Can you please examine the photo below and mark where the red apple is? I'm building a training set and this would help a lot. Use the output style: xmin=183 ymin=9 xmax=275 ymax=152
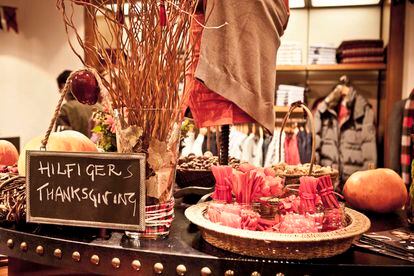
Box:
xmin=71 ymin=70 xmax=100 ymax=105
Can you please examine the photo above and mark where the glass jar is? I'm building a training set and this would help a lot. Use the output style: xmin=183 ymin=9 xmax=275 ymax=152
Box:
xmin=322 ymin=203 xmax=346 ymax=232
xmin=253 ymin=197 xmax=280 ymax=219
xmin=116 ymin=109 xmax=181 ymax=239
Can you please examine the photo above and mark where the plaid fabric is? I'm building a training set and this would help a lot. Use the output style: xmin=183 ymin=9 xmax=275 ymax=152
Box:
xmin=139 ymin=198 xmax=175 ymax=237
xmin=401 ymin=90 xmax=414 ymax=187
xmin=337 ymin=48 xmax=384 ymax=59
xmin=337 ymin=39 xmax=383 ymax=51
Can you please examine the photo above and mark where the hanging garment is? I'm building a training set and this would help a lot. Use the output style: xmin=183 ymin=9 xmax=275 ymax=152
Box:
xmin=264 ymin=129 xmax=285 ymax=167
xmin=202 ymin=131 xmax=218 ymax=156
xmin=262 ymin=134 xmax=273 ymax=166
xmin=181 ymin=131 xmax=195 ymax=157
xmin=264 ymin=134 xmax=277 ymax=167
xmin=284 ymin=133 xmax=301 ymax=165
xmin=388 ymin=99 xmax=406 ymax=174
xmin=297 ymin=128 xmax=312 ymax=164
xmin=194 ymin=0 xmax=289 ymax=133
xmin=191 ymin=134 xmax=205 ymax=156
xmin=185 ymin=13 xmax=255 ymax=129
xmin=229 ymin=128 xmax=248 ymax=160
xmin=338 ymin=101 xmax=350 ymax=127
xmin=252 ymin=135 xmax=264 ymax=167
xmin=315 ymin=87 xmax=377 ymax=183
xmin=241 ymin=133 xmax=256 ymax=164
xmin=401 ymin=89 xmax=414 ymax=188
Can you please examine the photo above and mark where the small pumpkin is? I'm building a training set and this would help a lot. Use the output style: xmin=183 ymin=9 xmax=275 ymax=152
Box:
xmin=343 ymin=168 xmax=407 ymax=213
xmin=0 ymin=140 xmax=19 ymax=166
xmin=18 ymin=130 xmax=98 ymax=176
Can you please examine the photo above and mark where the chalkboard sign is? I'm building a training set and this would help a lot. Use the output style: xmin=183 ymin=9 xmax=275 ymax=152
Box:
xmin=26 ymin=151 xmax=146 ymax=231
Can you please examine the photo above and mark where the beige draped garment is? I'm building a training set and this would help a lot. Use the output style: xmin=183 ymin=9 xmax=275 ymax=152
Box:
xmin=194 ymin=0 xmax=289 ymax=133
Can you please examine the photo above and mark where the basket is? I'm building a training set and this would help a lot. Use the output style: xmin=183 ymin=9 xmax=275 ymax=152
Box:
xmin=175 ymin=169 xmax=215 ymax=188
xmin=185 ymin=202 xmax=371 ymax=260
xmin=276 ymin=167 xmax=339 ymax=186
xmin=0 ymin=173 xmax=26 ymax=224
xmin=276 ymin=102 xmax=339 ymax=185
xmin=175 ymin=155 xmax=240 ymax=188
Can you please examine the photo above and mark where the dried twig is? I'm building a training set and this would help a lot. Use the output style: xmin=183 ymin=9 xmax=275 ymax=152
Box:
xmin=57 ymin=0 xmax=198 ymax=147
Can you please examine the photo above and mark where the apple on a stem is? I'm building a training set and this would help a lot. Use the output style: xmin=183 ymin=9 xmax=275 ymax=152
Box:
xmin=70 ymin=70 xmax=100 ymax=105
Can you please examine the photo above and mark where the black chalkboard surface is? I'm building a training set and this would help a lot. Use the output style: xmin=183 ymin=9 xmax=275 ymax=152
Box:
xmin=26 ymin=151 xmax=146 ymax=231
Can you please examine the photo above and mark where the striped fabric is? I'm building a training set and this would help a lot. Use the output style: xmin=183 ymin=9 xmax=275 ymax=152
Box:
xmin=337 ymin=39 xmax=383 ymax=50
xmin=337 ymin=40 xmax=384 ymax=64
xmin=401 ymin=90 xmax=414 ymax=187
xmin=340 ymin=47 xmax=384 ymax=57
xmin=139 ymin=198 xmax=175 ymax=238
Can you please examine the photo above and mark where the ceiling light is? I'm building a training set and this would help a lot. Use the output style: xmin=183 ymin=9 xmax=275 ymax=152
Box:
xmin=311 ymin=0 xmax=381 ymax=7
xmin=289 ymin=0 xmax=306 ymax=8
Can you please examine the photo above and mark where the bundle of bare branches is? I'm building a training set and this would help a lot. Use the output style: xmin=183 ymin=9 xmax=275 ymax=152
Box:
xmin=57 ymin=0 xmax=197 ymax=146
xmin=57 ymin=0 xmax=198 ymax=203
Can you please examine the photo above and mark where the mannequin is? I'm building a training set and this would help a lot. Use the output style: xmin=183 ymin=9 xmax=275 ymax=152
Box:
xmin=186 ymin=0 xmax=290 ymax=134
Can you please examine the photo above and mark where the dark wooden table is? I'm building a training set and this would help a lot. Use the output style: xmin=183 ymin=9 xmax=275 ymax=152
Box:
xmin=0 ymin=204 xmax=413 ymax=276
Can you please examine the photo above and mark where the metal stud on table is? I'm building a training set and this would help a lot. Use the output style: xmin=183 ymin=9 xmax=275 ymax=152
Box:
xmin=54 ymin=248 xmax=62 ymax=259
xmin=224 ymin=270 xmax=235 ymax=276
xmin=176 ymin=264 xmax=187 ymax=275
xmin=201 ymin=267 xmax=212 ymax=276
xmin=72 ymin=251 xmax=81 ymax=262
xmin=154 ymin=262 xmax=164 ymax=274
xmin=251 ymin=272 xmax=261 ymax=276
xmin=35 ymin=245 xmax=44 ymax=256
xmin=20 ymin=242 xmax=28 ymax=252
xmin=90 ymin=255 xmax=100 ymax=265
xmin=131 ymin=260 xmax=141 ymax=271
xmin=111 ymin=257 xmax=121 ymax=269
xmin=6 ymin=239 xmax=14 ymax=249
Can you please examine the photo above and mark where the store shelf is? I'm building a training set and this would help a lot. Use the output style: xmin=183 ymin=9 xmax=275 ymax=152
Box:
xmin=307 ymin=63 xmax=387 ymax=71
xmin=275 ymin=65 xmax=307 ymax=71
xmin=276 ymin=63 xmax=387 ymax=72
xmin=274 ymin=106 xmax=304 ymax=113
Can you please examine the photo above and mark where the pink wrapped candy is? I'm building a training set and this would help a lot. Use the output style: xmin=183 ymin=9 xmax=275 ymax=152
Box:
xmin=206 ymin=202 xmax=226 ymax=223
xmin=220 ymin=212 xmax=242 ymax=229
xmin=241 ymin=208 xmax=260 ymax=230
xmin=279 ymin=194 xmax=301 ymax=214
xmin=206 ymin=202 xmax=262 ymax=230
xmin=277 ymin=213 xmax=318 ymax=233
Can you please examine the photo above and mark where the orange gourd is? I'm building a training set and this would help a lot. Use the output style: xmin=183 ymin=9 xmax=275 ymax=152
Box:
xmin=0 ymin=140 xmax=19 ymax=166
xmin=343 ymin=168 xmax=407 ymax=213
xmin=18 ymin=130 xmax=98 ymax=176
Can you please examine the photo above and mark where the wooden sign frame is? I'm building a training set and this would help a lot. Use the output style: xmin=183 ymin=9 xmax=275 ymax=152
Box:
xmin=26 ymin=151 xmax=146 ymax=231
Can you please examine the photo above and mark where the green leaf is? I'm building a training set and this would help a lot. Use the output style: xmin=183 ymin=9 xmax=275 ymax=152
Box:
xmin=92 ymin=125 xmax=103 ymax=133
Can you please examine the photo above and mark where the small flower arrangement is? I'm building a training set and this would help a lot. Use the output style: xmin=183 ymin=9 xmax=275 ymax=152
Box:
xmin=91 ymin=109 xmax=117 ymax=152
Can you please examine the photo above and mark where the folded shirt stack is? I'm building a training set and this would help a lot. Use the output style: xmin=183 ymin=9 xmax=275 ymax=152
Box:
xmin=308 ymin=43 xmax=336 ymax=65
xmin=275 ymin=84 xmax=305 ymax=106
xmin=337 ymin=39 xmax=384 ymax=64
xmin=277 ymin=42 xmax=302 ymax=65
